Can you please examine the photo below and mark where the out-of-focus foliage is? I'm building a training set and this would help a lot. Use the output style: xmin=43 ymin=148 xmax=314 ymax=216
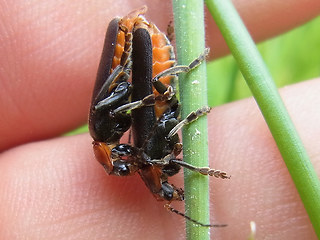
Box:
xmin=207 ymin=16 xmax=320 ymax=106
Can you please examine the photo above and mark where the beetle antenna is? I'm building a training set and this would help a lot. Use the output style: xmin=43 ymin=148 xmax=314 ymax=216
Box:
xmin=164 ymin=204 xmax=227 ymax=228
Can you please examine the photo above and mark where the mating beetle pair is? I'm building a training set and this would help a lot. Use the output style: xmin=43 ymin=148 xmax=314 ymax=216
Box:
xmin=89 ymin=6 xmax=229 ymax=227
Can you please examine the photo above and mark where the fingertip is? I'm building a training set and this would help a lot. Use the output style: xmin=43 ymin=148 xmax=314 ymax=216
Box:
xmin=0 ymin=133 xmax=186 ymax=239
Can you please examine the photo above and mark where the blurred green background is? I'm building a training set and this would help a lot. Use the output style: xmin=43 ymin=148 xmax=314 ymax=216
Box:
xmin=69 ymin=16 xmax=320 ymax=135
xmin=207 ymin=16 xmax=320 ymax=106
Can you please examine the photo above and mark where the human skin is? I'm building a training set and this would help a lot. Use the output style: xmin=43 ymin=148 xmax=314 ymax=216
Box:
xmin=0 ymin=0 xmax=320 ymax=239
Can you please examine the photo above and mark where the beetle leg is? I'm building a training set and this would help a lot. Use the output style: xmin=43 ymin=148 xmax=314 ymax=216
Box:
xmin=167 ymin=106 xmax=212 ymax=139
xmin=113 ymin=94 xmax=155 ymax=113
xmin=147 ymin=145 xmax=229 ymax=179
xmin=94 ymin=81 xmax=132 ymax=111
xmin=169 ymin=159 xmax=230 ymax=179
xmin=151 ymin=48 xmax=210 ymax=94
xmin=147 ymin=142 xmax=182 ymax=164
xmin=93 ymin=65 xmax=127 ymax=103
xmin=154 ymin=85 xmax=175 ymax=101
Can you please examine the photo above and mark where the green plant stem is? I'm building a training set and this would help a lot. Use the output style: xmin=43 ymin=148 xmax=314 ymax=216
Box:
xmin=172 ymin=1 xmax=211 ymax=239
xmin=206 ymin=0 xmax=320 ymax=237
